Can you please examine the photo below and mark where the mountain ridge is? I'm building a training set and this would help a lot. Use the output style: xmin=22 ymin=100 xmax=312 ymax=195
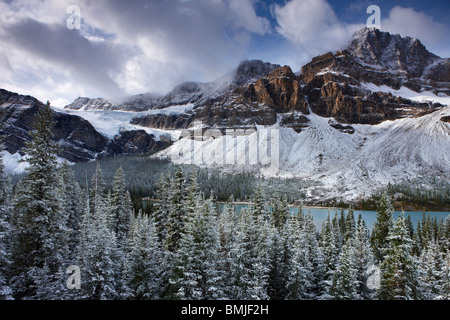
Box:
xmin=2 ymin=27 xmax=449 ymax=203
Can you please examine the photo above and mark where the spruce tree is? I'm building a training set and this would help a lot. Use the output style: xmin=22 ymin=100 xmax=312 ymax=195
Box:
xmin=320 ymin=214 xmax=338 ymax=298
xmin=172 ymin=196 xmax=224 ymax=300
xmin=56 ymin=160 xmax=82 ymax=260
xmin=110 ymin=167 xmax=133 ymax=250
xmin=253 ymin=184 xmax=266 ymax=217
xmin=353 ymin=215 xmax=374 ymax=299
xmin=268 ymin=224 xmax=289 ymax=300
xmin=9 ymin=102 xmax=69 ymax=299
xmin=152 ymin=173 xmax=171 ymax=242
xmin=285 ymin=218 xmax=314 ymax=300
xmin=77 ymin=180 xmax=122 ymax=300
xmin=329 ymin=238 xmax=358 ymax=300
xmin=371 ymin=192 xmax=394 ymax=263
xmin=271 ymin=195 xmax=289 ymax=230
xmin=217 ymin=197 xmax=237 ymax=299
xmin=165 ymin=166 xmax=187 ymax=253
xmin=345 ymin=207 xmax=356 ymax=242
xmin=441 ymin=251 xmax=450 ymax=300
xmin=127 ymin=212 xmax=164 ymax=300
xmin=304 ymin=212 xmax=324 ymax=298
xmin=250 ymin=213 xmax=272 ymax=300
xmin=378 ymin=213 xmax=422 ymax=300
xmin=419 ymin=240 xmax=444 ymax=300
xmin=0 ymin=148 xmax=13 ymax=299
xmin=89 ymin=163 xmax=107 ymax=217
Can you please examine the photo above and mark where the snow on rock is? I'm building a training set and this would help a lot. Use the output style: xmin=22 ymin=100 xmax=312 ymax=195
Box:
xmin=154 ymin=106 xmax=450 ymax=203
xmin=362 ymin=83 xmax=450 ymax=106
xmin=53 ymin=104 xmax=194 ymax=139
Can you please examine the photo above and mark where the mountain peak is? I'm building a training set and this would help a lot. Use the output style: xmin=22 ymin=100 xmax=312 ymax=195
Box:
xmin=347 ymin=27 xmax=439 ymax=77
xmin=232 ymin=60 xmax=281 ymax=87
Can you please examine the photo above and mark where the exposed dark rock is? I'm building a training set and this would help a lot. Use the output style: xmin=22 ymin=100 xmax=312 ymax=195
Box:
xmin=0 ymin=90 xmax=109 ymax=162
xmin=232 ymin=60 xmax=281 ymax=87
xmin=130 ymin=113 xmax=194 ymax=130
xmin=106 ymin=129 xmax=172 ymax=156
xmin=280 ymin=114 xmax=310 ymax=132
xmin=329 ymin=122 xmax=355 ymax=134
xmin=440 ymin=116 xmax=450 ymax=123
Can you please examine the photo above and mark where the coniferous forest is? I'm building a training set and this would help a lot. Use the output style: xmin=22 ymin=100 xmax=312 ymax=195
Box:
xmin=1 ymin=103 xmax=450 ymax=301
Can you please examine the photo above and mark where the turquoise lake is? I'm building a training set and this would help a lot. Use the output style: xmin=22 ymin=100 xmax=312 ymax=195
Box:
xmin=220 ymin=204 xmax=450 ymax=231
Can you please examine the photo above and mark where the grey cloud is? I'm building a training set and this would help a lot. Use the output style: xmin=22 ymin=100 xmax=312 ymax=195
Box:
xmin=81 ymin=0 xmax=270 ymax=84
xmin=2 ymin=17 xmax=128 ymax=97
xmin=0 ymin=0 xmax=271 ymax=100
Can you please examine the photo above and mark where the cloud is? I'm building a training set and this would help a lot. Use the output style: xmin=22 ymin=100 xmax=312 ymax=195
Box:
xmin=382 ymin=6 xmax=450 ymax=58
xmin=3 ymin=18 xmax=128 ymax=97
xmin=0 ymin=0 xmax=270 ymax=104
xmin=274 ymin=0 xmax=363 ymax=59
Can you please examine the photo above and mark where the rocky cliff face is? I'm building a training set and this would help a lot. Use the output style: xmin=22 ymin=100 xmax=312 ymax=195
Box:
xmin=130 ymin=28 xmax=449 ymax=130
xmin=105 ymin=129 xmax=171 ymax=157
xmin=3 ymin=28 xmax=449 ymax=168
xmin=0 ymin=89 xmax=171 ymax=165
xmin=0 ymin=89 xmax=108 ymax=162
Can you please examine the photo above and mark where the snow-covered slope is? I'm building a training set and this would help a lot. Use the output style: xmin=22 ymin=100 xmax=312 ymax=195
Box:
xmin=54 ymin=104 xmax=195 ymax=139
xmin=155 ymin=88 xmax=450 ymax=202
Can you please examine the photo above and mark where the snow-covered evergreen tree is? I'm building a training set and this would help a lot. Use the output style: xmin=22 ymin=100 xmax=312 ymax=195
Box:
xmin=217 ymin=197 xmax=237 ymax=299
xmin=152 ymin=173 xmax=171 ymax=242
xmin=89 ymin=163 xmax=107 ymax=217
xmin=0 ymin=147 xmax=13 ymax=299
xmin=171 ymin=196 xmax=224 ymax=300
xmin=418 ymin=240 xmax=445 ymax=300
xmin=345 ymin=207 xmax=356 ymax=242
xmin=285 ymin=217 xmax=313 ymax=300
xmin=250 ymin=213 xmax=272 ymax=300
xmin=371 ymin=192 xmax=394 ymax=263
xmin=253 ymin=184 xmax=266 ymax=218
xmin=378 ymin=213 xmax=422 ymax=300
xmin=441 ymin=251 xmax=450 ymax=300
xmin=127 ymin=212 xmax=164 ymax=300
xmin=353 ymin=215 xmax=374 ymax=299
xmin=9 ymin=102 xmax=69 ymax=299
xmin=165 ymin=167 xmax=187 ymax=253
xmin=304 ymin=212 xmax=324 ymax=298
xmin=77 ymin=164 xmax=123 ymax=300
xmin=228 ymin=207 xmax=271 ymax=300
xmin=77 ymin=186 xmax=122 ymax=300
xmin=271 ymin=195 xmax=289 ymax=230
xmin=268 ymin=224 xmax=289 ymax=300
xmin=329 ymin=238 xmax=358 ymax=300
xmin=110 ymin=167 xmax=133 ymax=251
xmin=320 ymin=214 xmax=338 ymax=298
xmin=56 ymin=160 xmax=82 ymax=260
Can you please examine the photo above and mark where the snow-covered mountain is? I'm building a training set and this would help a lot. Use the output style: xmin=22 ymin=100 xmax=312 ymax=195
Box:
xmin=152 ymin=28 xmax=450 ymax=202
xmin=64 ymin=60 xmax=280 ymax=112
xmin=0 ymin=89 xmax=172 ymax=172
xmin=2 ymin=28 xmax=449 ymax=203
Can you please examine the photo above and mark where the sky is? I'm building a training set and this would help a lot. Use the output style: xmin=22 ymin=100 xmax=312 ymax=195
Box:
xmin=0 ymin=0 xmax=449 ymax=108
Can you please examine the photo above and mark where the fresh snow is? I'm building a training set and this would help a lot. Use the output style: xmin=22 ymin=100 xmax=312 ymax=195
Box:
xmin=362 ymin=83 xmax=450 ymax=106
xmin=52 ymin=104 xmax=194 ymax=139
xmin=1 ymin=150 xmax=70 ymax=174
xmin=155 ymin=106 xmax=450 ymax=202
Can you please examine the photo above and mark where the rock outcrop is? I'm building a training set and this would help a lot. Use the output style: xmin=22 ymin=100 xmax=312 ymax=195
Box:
xmin=0 ymin=89 xmax=171 ymax=163
xmin=3 ymin=28 xmax=449 ymax=166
